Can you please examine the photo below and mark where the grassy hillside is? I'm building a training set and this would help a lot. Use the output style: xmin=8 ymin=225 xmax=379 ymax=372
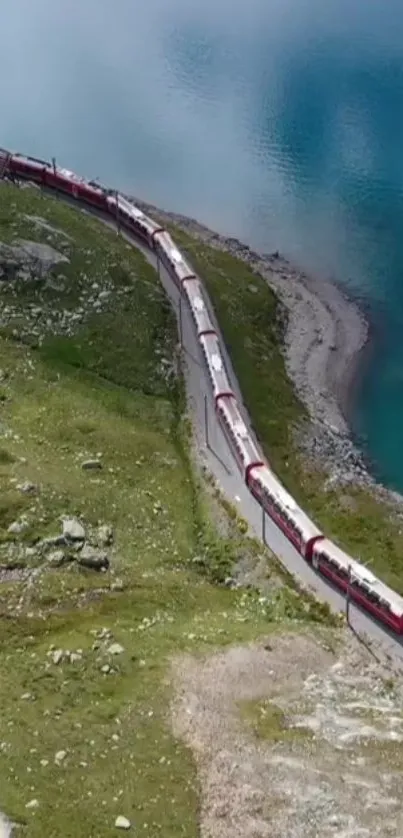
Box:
xmin=0 ymin=182 xmax=333 ymax=837
xmin=166 ymin=224 xmax=403 ymax=594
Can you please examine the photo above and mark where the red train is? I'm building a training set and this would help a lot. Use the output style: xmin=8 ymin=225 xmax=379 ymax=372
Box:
xmin=2 ymin=146 xmax=403 ymax=635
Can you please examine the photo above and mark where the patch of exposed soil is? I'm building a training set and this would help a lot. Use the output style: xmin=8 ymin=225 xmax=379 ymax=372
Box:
xmin=171 ymin=631 xmax=403 ymax=838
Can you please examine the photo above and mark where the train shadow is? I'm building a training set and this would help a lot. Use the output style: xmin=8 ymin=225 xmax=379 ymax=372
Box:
xmin=206 ymin=439 xmax=232 ymax=476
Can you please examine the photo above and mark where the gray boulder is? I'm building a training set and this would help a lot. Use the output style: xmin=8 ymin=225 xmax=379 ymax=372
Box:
xmin=77 ymin=544 xmax=109 ymax=571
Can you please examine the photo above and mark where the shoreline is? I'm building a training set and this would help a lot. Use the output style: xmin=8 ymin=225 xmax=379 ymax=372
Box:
xmin=127 ymin=194 xmax=403 ymax=506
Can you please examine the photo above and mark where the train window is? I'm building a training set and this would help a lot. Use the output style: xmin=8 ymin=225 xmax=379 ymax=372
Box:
xmin=327 ymin=556 xmax=342 ymax=574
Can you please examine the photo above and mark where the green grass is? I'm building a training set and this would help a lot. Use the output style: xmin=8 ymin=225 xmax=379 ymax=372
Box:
xmin=238 ymin=699 xmax=314 ymax=744
xmin=164 ymin=224 xmax=403 ymax=594
xmin=0 ymin=183 xmax=335 ymax=837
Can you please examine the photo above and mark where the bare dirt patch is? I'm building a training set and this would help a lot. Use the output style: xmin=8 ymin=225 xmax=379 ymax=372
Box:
xmin=171 ymin=631 xmax=403 ymax=838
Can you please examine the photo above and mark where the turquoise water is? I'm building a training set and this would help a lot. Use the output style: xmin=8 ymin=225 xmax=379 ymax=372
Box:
xmin=3 ymin=0 xmax=403 ymax=489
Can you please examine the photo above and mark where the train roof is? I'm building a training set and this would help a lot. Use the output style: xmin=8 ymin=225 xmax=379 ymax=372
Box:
xmin=217 ymin=395 xmax=262 ymax=462
xmin=156 ymin=232 xmax=195 ymax=276
xmin=57 ymin=167 xmax=85 ymax=182
xmin=155 ymin=230 xmax=178 ymax=254
xmin=184 ymin=280 xmax=215 ymax=333
xmin=315 ymin=538 xmax=403 ymax=617
xmin=108 ymin=194 xmax=163 ymax=233
xmin=12 ymin=152 xmax=51 ymax=167
xmin=199 ymin=332 xmax=232 ymax=394
xmin=111 ymin=194 xmax=145 ymax=217
xmin=253 ymin=466 xmax=322 ymax=538
xmin=218 ymin=393 xmax=248 ymax=437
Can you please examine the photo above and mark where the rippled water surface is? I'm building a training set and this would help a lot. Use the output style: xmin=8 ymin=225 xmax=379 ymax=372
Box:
xmin=3 ymin=0 xmax=403 ymax=488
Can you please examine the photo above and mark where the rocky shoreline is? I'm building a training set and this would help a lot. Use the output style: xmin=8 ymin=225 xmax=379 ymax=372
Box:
xmin=129 ymin=195 xmax=403 ymax=509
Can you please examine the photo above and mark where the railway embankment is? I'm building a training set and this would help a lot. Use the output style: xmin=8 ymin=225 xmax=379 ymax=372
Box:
xmin=0 ymin=180 xmax=341 ymax=837
xmin=1 ymin=177 xmax=403 ymax=838
xmin=128 ymin=197 xmax=403 ymax=595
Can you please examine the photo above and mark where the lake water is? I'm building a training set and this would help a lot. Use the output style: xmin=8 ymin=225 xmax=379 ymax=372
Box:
xmin=3 ymin=0 xmax=403 ymax=489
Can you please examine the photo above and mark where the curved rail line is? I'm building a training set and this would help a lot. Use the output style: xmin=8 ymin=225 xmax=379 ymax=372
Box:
xmin=1 ymin=147 xmax=403 ymax=662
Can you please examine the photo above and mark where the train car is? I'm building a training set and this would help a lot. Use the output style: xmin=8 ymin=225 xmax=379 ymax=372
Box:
xmin=183 ymin=278 xmax=216 ymax=336
xmin=199 ymin=332 xmax=233 ymax=403
xmin=154 ymin=231 xmax=196 ymax=287
xmin=106 ymin=194 xmax=164 ymax=247
xmin=217 ymin=394 xmax=264 ymax=478
xmin=106 ymin=193 xmax=147 ymax=240
xmin=7 ymin=153 xmax=108 ymax=210
xmin=48 ymin=167 xmax=108 ymax=209
xmin=247 ymin=464 xmax=323 ymax=558
xmin=8 ymin=152 xmax=50 ymax=183
xmin=311 ymin=539 xmax=403 ymax=633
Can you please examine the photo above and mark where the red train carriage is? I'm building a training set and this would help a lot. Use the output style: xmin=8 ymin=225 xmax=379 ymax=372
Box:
xmin=311 ymin=539 xmax=403 ymax=634
xmin=49 ymin=166 xmax=107 ymax=209
xmin=154 ymin=231 xmax=196 ymax=287
xmin=183 ymin=278 xmax=215 ymax=336
xmin=216 ymin=394 xmax=264 ymax=478
xmin=105 ymin=193 xmax=164 ymax=247
xmin=5 ymin=152 xmax=108 ymax=210
xmin=199 ymin=332 xmax=234 ymax=403
xmin=247 ymin=464 xmax=323 ymax=558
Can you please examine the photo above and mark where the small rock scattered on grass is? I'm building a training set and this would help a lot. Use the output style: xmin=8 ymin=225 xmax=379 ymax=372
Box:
xmin=97 ymin=524 xmax=113 ymax=546
xmin=62 ymin=517 xmax=85 ymax=542
xmin=17 ymin=481 xmax=37 ymax=495
xmin=108 ymin=643 xmax=125 ymax=656
xmin=77 ymin=544 xmax=109 ymax=571
xmin=115 ymin=816 xmax=131 ymax=830
xmin=52 ymin=649 xmax=63 ymax=665
xmin=7 ymin=519 xmax=29 ymax=535
xmin=81 ymin=459 xmax=102 ymax=471
xmin=46 ymin=549 xmax=66 ymax=567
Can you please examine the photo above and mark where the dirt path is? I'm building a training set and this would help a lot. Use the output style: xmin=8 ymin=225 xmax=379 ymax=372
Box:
xmin=171 ymin=631 xmax=403 ymax=838
xmin=0 ymin=815 xmax=11 ymax=838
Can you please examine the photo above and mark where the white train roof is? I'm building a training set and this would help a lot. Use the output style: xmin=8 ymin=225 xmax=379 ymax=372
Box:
xmin=184 ymin=280 xmax=215 ymax=333
xmin=107 ymin=194 xmax=162 ymax=233
xmin=57 ymin=167 xmax=85 ymax=182
xmin=199 ymin=333 xmax=231 ymax=394
xmin=109 ymin=194 xmax=145 ymax=218
xmin=217 ymin=395 xmax=262 ymax=463
xmin=156 ymin=232 xmax=194 ymax=277
xmin=253 ymin=466 xmax=322 ymax=538
xmin=314 ymin=539 xmax=361 ymax=575
xmin=155 ymin=230 xmax=180 ymax=257
xmin=314 ymin=538 xmax=403 ymax=617
xmin=12 ymin=152 xmax=50 ymax=167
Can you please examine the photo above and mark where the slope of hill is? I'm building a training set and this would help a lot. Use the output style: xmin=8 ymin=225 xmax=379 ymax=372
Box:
xmin=0 ymin=181 xmax=339 ymax=837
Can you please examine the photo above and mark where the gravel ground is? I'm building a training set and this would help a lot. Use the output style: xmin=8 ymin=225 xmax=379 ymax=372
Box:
xmin=171 ymin=631 xmax=403 ymax=838
xmin=0 ymin=815 xmax=11 ymax=838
